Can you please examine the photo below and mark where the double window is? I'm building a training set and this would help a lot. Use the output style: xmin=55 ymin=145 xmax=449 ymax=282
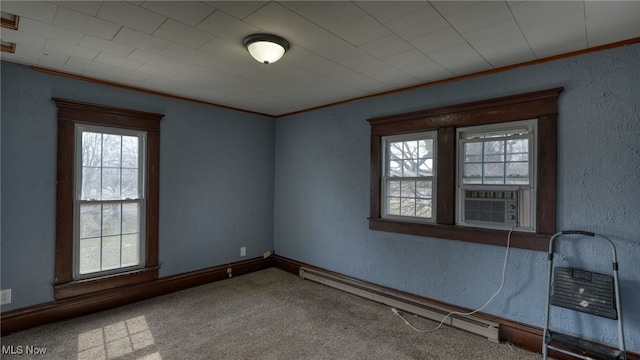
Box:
xmin=369 ymin=88 xmax=562 ymax=251
xmin=55 ymin=98 xmax=162 ymax=299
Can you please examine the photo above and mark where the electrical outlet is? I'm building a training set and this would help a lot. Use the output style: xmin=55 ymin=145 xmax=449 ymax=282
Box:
xmin=240 ymin=246 xmax=246 ymax=257
xmin=1 ymin=289 xmax=11 ymax=305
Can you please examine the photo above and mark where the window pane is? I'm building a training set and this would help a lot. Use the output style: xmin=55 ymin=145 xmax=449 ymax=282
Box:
xmin=404 ymin=140 xmax=418 ymax=159
xmin=82 ymin=132 xmax=102 ymax=167
xmin=387 ymin=180 xmax=401 ymax=197
xmin=388 ymin=197 xmax=401 ymax=216
xmin=121 ymin=169 xmax=139 ymax=199
xmin=464 ymin=164 xmax=482 ymax=179
xmin=418 ymin=158 xmax=433 ymax=176
xmin=101 ymin=235 xmax=121 ymax=270
xmin=102 ymin=203 xmax=121 ymax=236
xmin=102 ymin=168 xmax=121 ymax=200
xmin=416 ymin=198 xmax=432 ymax=218
xmin=388 ymin=160 xmax=402 ymax=177
xmin=400 ymin=198 xmax=415 ymax=216
xmin=484 ymin=141 xmax=504 ymax=162
xmin=81 ymin=167 xmax=101 ymax=200
xmin=400 ymin=180 xmax=415 ymax=197
xmin=389 ymin=142 xmax=403 ymax=159
xmin=122 ymin=203 xmax=139 ymax=234
xmin=464 ymin=142 xmax=482 ymax=163
xmin=79 ymin=238 xmax=101 ymax=274
xmin=80 ymin=204 xmax=101 ymax=238
xmin=418 ymin=139 xmax=432 ymax=158
xmin=483 ymin=163 xmax=504 ymax=184
xmin=121 ymin=234 xmax=140 ymax=267
xmin=402 ymin=160 xmax=418 ymax=176
xmin=102 ymin=134 xmax=121 ymax=167
xmin=416 ymin=180 xmax=432 ymax=198
xmin=121 ymin=136 xmax=139 ymax=168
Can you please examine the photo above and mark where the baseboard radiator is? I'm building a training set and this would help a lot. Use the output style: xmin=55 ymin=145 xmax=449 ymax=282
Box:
xmin=299 ymin=267 xmax=499 ymax=342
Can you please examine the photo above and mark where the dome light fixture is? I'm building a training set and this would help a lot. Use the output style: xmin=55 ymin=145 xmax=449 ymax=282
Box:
xmin=243 ymin=33 xmax=290 ymax=64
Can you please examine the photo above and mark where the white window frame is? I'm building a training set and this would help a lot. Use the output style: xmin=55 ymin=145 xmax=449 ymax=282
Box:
xmin=456 ymin=119 xmax=537 ymax=232
xmin=73 ymin=124 xmax=147 ymax=280
xmin=381 ymin=131 xmax=437 ymax=223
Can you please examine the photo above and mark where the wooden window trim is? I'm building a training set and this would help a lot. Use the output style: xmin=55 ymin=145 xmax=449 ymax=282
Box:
xmin=54 ymin=98 xmax=163 ymax=299
xmin=367 ymin=87 xmax=563 ymax=251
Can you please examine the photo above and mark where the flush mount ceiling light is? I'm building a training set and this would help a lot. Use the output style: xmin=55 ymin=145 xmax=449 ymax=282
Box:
xmin=243 ymin=34 xmax=290 ymax=64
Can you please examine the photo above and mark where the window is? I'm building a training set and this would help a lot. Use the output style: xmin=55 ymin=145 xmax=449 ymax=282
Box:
xmin=55 ymin=98 xmax=162 ymax=299
xmin=382 ymin=132 xmax=436 ymax=221
xmin=75 ymin=125 xmax=146 ymax=278
xmin=367 ymin=88 xmax=562 ymax=251
xmin=457 ymin=120 xmax=536 ymax=232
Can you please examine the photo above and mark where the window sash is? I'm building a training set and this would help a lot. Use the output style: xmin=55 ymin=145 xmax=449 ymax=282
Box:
xmin=458 ymin=120 xmax=536 ymax=186
xmin=73 ymin=125 xmax=147 ymax=280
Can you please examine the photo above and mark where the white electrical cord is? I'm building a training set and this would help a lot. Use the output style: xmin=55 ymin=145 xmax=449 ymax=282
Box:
xmin=392 ymin=227 xmax=514 ymax=333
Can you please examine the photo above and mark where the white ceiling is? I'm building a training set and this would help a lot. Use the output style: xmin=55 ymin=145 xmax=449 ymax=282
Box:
xmin=1 ymin=1 xmax=639 ymax=116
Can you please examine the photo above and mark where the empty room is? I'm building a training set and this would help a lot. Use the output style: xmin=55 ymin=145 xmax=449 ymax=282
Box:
xmin=1 ymin=1 xmax=639 ymax=359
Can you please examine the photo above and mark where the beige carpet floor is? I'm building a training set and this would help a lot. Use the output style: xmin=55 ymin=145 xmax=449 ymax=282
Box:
xmin=1 ymin=268 xmax=543 ymax=359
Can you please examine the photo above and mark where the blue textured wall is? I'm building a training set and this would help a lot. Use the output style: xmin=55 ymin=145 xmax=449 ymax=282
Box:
xmin=274 ymin=43 xmax=640 ymax=352
xmin=0 ymin=62 xmax=275 ymax=310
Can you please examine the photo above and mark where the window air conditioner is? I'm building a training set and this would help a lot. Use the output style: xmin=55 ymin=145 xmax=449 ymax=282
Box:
xmin=462 ymin=187 xmax=518 ymax=227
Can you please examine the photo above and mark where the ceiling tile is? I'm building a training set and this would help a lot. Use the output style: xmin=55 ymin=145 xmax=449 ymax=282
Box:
xmin=141 ymin=1 xmax=215 ymax=26
xmin=296 ymin=1 xmax=366 ymax=27
xmin=585 ymin=1 xmax=640 ymax=46
xmin=97 ymin=2 xmax=166 ymax=34
xmin=197 ymin=10 xmax=260 ymax=41
xmin=355 ymin=1 xmax=430 ymax=24
xmin=198 ymin=37 xmax=247 ymax=60
xmin=44 ymin=38 xmax=99 ymax=61
xmin=243 ymin=2 xmax=310 ymax=34
xmin=521 ymin=10 xmax=587 ymax=58
xmin=475 ymin=37 xmax=535 ymax=68
xmin=66 ymin=56 xmax=114 ymax=74
xmin=410 ymin=27 xmax=466 ymax=54
xmin=19 ymin=18 xmax=84 ymax=45
xmin=94 ymin=52 xmax=143 ymax=71
xmin=112 ymin=27 xmax=172 ymax=53
xmin=359 ymin=34 xmax=413 ymax=59
xmin=79 ymin=35 xmax=135 ymax=58
xmin=443 ymin=1 xmax=513 ymax=34
xmin=14 ymin=43 xmax=69 ymax=64
xmin=401 ymin=60 xmax=454 ymax=82
xmin=54 ymin=7 xmax=121 ymax=40
xmin=385 ymin=5 xmax=449 ymax=40
xmin=336 ymin=15 xmax=392 ymax=46
xmin=86 ymin=67 xmax=151 ymax=85
xmin=510 ymin=1 xmax=584 ymax=27
xmin=0 ymin=1 xmax=58 ymax=24
xmin=382 ymin=49 xmax=433 ymax=70
xmin=463 ymin=19 xmax=523 ymax=48
xmin=429 ymin=43 xmax=490 ymax=74
xmin=203 ymin=1 xmax=268 ymax=20
xmin=430 ymin=1 xmax=478 ymax=16
xmin=314 ymin=40 xmax=387 ymax=73
xmin=153 ymin=19 xmax=214 ymax=49
xmin=51 ymin=1 xmax=102 ymax=16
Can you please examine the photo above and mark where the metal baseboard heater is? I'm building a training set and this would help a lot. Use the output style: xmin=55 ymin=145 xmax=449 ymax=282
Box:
xmin=299 ymin=267 xmax=499 ymax=342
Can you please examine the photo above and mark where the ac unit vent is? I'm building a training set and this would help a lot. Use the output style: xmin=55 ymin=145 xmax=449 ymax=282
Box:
xmin=463 ymin=190 xmax=517 ymax=226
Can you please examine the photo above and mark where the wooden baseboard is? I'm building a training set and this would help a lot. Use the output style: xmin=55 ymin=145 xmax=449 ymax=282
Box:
xmin=1 ymin=256 xmax=273 ymax=335
xmin=274 ymin=255 xmax=638 ymax=360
